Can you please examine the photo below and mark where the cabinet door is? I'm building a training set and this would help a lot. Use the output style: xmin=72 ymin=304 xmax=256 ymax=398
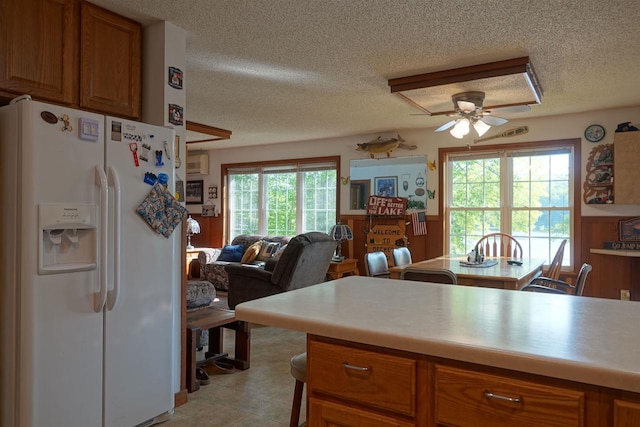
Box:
xmin=614 ymin=400 xmax=640 ymax=427
xmin=0 ymin=0 xmax=79 ymax=104
xmin=614 ymin=132 xmax=640 ymax=204
xmin=80 ymin=2 xmax=141 ymax=119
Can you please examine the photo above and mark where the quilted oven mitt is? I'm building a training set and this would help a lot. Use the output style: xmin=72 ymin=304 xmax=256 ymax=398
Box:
xmin=136 ymin=182 xmax=188 ymax=237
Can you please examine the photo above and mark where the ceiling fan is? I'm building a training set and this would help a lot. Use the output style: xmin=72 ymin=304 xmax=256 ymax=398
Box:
xmin=434 ymin=91 xmax=530 ymax=139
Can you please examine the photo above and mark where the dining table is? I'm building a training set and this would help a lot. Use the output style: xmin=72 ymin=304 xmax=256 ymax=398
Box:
xmin=389 ymin=255 xmax=545 ymax=290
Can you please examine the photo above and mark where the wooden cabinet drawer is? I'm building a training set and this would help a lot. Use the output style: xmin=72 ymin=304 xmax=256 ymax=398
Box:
xmin=308 ymin=340 xmax=417 ymax=417
xmin=309 ymin=397 xmax=415 ymax=427
xmin=435 ymin=365 xmax=585 ymax=427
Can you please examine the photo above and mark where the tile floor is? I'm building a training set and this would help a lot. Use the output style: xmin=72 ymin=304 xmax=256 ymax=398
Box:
xmin=164 ymin=325 xmax=307 ymax=426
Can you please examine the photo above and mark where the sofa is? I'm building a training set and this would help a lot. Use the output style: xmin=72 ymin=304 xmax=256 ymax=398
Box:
xmin=198 ymin=234 xmax=292 ymax=292
xmin=226 ymin=232 xmax=337 ymax=309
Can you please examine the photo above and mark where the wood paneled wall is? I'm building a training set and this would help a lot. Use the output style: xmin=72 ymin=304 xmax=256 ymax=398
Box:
xmin=188 ymin=214 xmax=224 ymax=248
xmin=581 ymin=216 xmax=640 ymax=301
xmin=340 ymin=214 xmax=443 ymax=274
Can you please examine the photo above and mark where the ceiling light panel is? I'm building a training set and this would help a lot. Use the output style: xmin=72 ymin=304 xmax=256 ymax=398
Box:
xmin=388 ymin=57 xmax=542 ymax=116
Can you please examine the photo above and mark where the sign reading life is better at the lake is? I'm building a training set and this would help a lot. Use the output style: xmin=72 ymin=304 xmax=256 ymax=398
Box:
xmin=366 ymin=196 xmax=406 ymax=216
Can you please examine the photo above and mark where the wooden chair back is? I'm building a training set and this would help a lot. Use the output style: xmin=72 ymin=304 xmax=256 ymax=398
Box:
xmin=188 ymin=259 xmax=201 ymax=279
xmin=475 ymin=233 xmax=523 ymax=258
xmin=545 ymin=239 xmax=567 ymax=280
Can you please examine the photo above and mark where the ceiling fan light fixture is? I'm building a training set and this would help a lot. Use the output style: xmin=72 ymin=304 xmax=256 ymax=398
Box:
xmin=473 ymin=119 xmax=491 ymax=137
xmin=450 ymin=118 xmax=470 ymax=139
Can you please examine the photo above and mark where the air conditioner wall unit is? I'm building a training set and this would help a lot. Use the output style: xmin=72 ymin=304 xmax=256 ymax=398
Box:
xmin=186 ymin=154 xmax=209 ymax=175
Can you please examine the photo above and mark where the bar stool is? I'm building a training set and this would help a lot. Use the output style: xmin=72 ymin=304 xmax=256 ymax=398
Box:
xmin=290 ymin=352 xmax=307 ymax=427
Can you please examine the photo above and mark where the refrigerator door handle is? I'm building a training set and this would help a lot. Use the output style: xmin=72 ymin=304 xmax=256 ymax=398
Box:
xmin=94 ymin=166 xmax=109 ymax=312
xmin=106 ymin=165 xmax=122 ymax=311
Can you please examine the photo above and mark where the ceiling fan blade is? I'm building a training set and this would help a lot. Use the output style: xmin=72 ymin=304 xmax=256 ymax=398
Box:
xmin=457 ymin=100 xmax=476 ymax=113
xmin=487 ymin=105 xmax=531 ymax=114
xmin=480 ymin=116 xmax=508 ymax=126
xmin=435 ymin=119 xmax=459 ymax=132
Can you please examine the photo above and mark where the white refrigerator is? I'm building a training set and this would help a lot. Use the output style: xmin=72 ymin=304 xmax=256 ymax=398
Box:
xmin=0 ymin=97 xmax=180 ymax=427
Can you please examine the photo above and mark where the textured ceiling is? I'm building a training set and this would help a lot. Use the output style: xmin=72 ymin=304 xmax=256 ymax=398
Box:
xmin=89 ymin=0 xmax=640 ymax=149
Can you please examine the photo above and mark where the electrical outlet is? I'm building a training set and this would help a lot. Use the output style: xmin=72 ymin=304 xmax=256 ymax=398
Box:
xmin=620 ymin=289 xmax=631 ymax=301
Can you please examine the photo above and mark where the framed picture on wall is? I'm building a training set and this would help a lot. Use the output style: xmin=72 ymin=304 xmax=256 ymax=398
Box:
xmin=374 ymin=176 xmax=397 ymax=197
xmin=168 ymin=66 xmax=183 ymax=89
xmin=185 ymin=180 xmax=204 ymax=204
xmin=168 ymin=104 xmax=184 ymax=126
xmin=619 ymin=217 xmax=640 ymax=241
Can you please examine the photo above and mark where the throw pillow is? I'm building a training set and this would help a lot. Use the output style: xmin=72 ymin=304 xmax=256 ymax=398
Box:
xmin=256 ymin=241 xmax=281 ymax=261
xmin=241 ymin=241 xmax=262 ymax=263
xmin=217 ymin=244 xmax=245 ymax=262
xmin=273 ymin=244 xmax=288 ymax=259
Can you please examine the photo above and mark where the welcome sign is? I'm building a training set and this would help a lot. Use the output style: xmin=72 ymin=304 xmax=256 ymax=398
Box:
xmin=367 ymin=225 xmax=408 ymax=262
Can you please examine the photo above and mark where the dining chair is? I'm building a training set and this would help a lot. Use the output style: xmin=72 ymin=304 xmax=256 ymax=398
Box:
xmin=545 ymin=239 xmax=567 ymax=280
xmin=364 ymin=251 xmax=390 ymax=278
xmin=392 ymin=247 xmax=412 ymax=268
xmin=520 ymin=263 xmax=592 ymax=296
xmin=474 ymin=232 xmax=523 ymax=258
xmin=400 ymin=268 xmax=458 ymax=284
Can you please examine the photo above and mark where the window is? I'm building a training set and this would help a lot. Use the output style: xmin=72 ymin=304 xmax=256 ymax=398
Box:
xmin=444 ymin=141 xmax=580 ymax=269
xmin=225 ymin=157 xmax=338 ymax=241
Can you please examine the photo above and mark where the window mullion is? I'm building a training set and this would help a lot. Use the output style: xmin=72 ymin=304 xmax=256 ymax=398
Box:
xmin=296 ymin=170 xmax=304 ymax=234
xmin=502 ymin=153 xmax=512 ymax=234
xmin=444 ymin=159 xmax=453 ymax=254
xmin=258 ymin=172 xmax=266 ymax=234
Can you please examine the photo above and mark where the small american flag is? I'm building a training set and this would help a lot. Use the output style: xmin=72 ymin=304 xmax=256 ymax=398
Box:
xmin=411 ymin=211 xmax=428 ymax=236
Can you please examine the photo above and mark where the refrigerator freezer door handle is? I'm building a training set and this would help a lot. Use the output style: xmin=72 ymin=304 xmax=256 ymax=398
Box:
xmin=94 ymin=166 xmax=109 ymax=312
xmin=106 ymin=166 xmax=122 ymax=310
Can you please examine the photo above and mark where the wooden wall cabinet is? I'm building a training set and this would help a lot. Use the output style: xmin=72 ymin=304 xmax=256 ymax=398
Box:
xmin=80 ymin=2 xmax=141 ymax=119
xmin=613 ymin=132 xmax=640 ymax=205
xmin=0 ymin=0 xmax=141 ymax=119
xmin=0 ymin=0 xmax=79 ymax=104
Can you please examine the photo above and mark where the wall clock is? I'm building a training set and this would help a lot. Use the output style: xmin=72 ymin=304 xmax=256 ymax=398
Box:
xmin=584 ymin=124 xmax=605 ymax=143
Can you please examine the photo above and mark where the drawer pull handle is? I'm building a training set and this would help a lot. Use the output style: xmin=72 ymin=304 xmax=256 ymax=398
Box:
xmin=342 ymin=362 xmax=370 ymax=372
xmin=484 ymin=391 xmax=522 ymax=403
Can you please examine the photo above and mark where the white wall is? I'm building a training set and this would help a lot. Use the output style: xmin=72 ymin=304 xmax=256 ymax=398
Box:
xmin=190 ymin=107 xmax=640 ymax=218
xmin=142 ymin=21 xmax=187 ymax=398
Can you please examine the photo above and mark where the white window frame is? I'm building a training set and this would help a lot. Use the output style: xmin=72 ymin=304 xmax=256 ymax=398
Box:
xmin=441 ymin=139 xmax=581 ymax=271
xmin=223 ymin=157 xmax=339 ymax=242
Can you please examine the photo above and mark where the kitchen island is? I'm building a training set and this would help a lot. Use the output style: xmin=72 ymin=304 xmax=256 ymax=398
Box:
xmin=236 ymin=276 xmax=640 ymax=426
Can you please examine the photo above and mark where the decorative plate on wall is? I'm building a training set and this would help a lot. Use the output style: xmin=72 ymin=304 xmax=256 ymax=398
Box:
xmin=584 ymin=124 xmax=605 ymax=142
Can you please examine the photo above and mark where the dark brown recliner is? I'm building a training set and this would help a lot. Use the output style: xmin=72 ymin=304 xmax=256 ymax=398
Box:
xmin=225 ymin=232 xmax=336 ymax=309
